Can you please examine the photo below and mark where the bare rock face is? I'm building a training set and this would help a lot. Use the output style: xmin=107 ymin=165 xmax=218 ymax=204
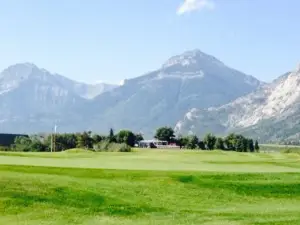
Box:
xmin=87 ymin=49 xmax=261 ymax=136
xmin=0 ymin=50 xmax=261 ymax=135
xmin=0 ymin=63 xmax=117 ymax=133
xmin=175 ymin=64 xmax=300 ymax=142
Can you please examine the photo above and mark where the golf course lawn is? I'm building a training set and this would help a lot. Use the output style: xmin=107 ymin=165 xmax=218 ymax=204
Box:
xmin=1 ymin=150 xmax=300 ymax=225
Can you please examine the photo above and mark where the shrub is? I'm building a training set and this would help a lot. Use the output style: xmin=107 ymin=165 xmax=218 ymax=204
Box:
xmin=119 ymin=143 xmax=132 ymax=152
xmin=281 ymin=148 xmax=300 ymax=154
xmin=0 ymin=145 xmax=10 ymax=152
xmin=94 ymin=140 xmax=111 ymax=151
xmin=94 ymin=141 xmax=132 ymax=152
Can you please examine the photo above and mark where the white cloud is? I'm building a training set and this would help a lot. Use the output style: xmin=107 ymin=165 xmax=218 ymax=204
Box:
xmin=177 ymin=0 xmax=215 ymax=15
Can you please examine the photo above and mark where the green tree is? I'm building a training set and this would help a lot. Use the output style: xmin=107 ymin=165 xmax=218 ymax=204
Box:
xmin=13 ymin=136 xmax=32 ymax=152
xmin=198 ymin=140 xmax=206 ymax=150
xmin=224 ymin=133 xmax=237 ymax=150
xmin=203 ymin=133 xmax=216 ymax=150
xmin=14 ymin=136 xmax=31 ymax=145
xmin=135 ymin=133 xmax=144 ymax=143
xmin=242 ymin=138 xmax=248 ymax=152
xmin=175 ymin=135 xmax=183 ymax=148
xmin=108 ymin=128 xmax=116 ymax=143
xmin=215 ymin=137 xmax=225 ymax=150
xmin=13 ymin=136 xmax=46 ymax=152
xmin=116 ymin=130 xmax=136 ymax=147
xmin=176 ymin=135 xmax=189 ymax=149
xmin=55 ymin=133 xmax=77 ymax=151
xmin=235 ymin=136 xmax=244 ymax=152
xmin=30 ymin=139 xmax=47 ymax=152
xmin=92 ymin=134 xmax=103 ymax=144
xmin=77 ymin=131 xmax=93 ymax=149
xmin=186 ymin=135 xmax=199 ymax=149
xmin=255 ymin=140 xmax=260 ymax=152
xmin=248 ymin=139 xmax=255 ymax=152
xmin=154 ymin=127 xmax=175 ymax=143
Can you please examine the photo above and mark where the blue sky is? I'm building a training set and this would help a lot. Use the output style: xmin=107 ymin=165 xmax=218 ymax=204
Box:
xmin=0 ymin=0 xmax=299 ymax=84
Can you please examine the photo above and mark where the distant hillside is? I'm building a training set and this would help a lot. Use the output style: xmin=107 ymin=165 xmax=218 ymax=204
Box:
xmin=85 ymin=49 xmax=262 ymax=136
xmin=0 ymin=63 xmax=117 ymax=133
xmin=0 ymin=50 xmax=261 ymax=135
xmin=175 ymin=64 xmax=300 ymax=143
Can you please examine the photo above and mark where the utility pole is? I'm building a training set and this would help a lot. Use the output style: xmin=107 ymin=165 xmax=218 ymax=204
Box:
xmin=53 ymin=124 xmax=57 ymax=152
xmin=50 ymin=124 xmax=57 ymax=153
xmin=51 ymin=132 xmax=53 ymax=153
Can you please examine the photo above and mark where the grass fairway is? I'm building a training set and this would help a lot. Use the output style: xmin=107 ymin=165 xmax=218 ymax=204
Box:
xmin=1 ymin=150 xmax=300 ymax=224
xmin=260 ymin=144 xmax=300 ymax=153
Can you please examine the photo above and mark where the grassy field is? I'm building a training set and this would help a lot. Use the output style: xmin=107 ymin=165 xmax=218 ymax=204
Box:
xmin=260 ymin=144 xmax=300 ymax=153
xmin=1 ymin=149 xmax=300 ymax=225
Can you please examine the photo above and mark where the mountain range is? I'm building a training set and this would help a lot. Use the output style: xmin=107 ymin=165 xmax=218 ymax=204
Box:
xmin=0 ymin=63 xmax=117 ymax=133
xmin=0 ymin=50 xmax=299 ymax=143
xmin=83 ymin=50 xmax=261 ymax=137
xmin=175 ymin=64 xmax=300 ymax=143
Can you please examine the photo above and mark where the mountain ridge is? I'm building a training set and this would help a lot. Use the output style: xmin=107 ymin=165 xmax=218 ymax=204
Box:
xmin=175 ymin=63 xmax=300 ymax=142
xmin=85 ymin=49 xmax=262 ymax=136
xmin=0 ymin=50 xmax=262 ymax=136
xmin=0 ymin=62 xmax=118 ymax=99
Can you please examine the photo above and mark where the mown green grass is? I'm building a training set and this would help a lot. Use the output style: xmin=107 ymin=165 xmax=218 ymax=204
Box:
xmin=1 ymin=150 xmax=300 ymax=224
xmin=1 ymin=149 xmax=300 ymax=172
xmin=260 ymin=144 xmax=300 ymax=153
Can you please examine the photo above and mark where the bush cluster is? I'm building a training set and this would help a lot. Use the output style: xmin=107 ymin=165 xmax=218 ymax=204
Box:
xmin=93 ymin=141 xmax=132 ymax=152
xmin=177 ymin=133 xmax=259 ymax=152
xmin=2 ymin=129 xmax=140 ymax=152
xmin=1 ymin=126 xmax=259 ymax=153
xmin=154 ymin=127 xmax=260 ymax=152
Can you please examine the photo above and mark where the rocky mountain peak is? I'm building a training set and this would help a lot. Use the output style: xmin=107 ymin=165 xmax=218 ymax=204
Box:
xmin=175 ymin=63 xmax=300 ymax=142
xmin=160 ymin=49 xmax=226 ymax=75
xmin=162 ymin=49 xmax=223 ymax=68
xmin=0 ymin=50 xmax=262 ymax=135
xmin=0 ymin=63 xmax=51 ymax=82
xmin=0 ymin=63 xmax=118 ymax=99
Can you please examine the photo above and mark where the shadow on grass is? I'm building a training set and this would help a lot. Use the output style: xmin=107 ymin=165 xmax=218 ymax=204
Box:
xmin=2 ymin=186 xmax=165 ymax=217
xmin=206 ymin=212 xmax=300 ymax=225
xmin=0 ymin=165 xmax=157 ymax=181
xmin=204 ymin=160 xmax=300 ymax=169
xmin=253 ymin=220 xmax=300 ymax=225
xmin=175 ymin=174 xmax=300 ymax=198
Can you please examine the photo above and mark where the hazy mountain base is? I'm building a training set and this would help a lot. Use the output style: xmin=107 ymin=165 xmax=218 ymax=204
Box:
xmin=175 ymin=66 xmax=300 ymax=143
xmin=175 ymin=112 xmax=300 ymax=144
xmin=237 ymin=114 xmax=300 ymax=144
xmin=0 ymin=50 xmax=261 ymax=136
xmin=84 ymin=50 xmax=261 ymax=136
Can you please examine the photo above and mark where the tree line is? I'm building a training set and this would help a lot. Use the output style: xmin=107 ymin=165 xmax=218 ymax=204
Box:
xmin=4 ymin=129 xmax=143 ymax=152
xmin=0 ymin=126 xmax=259 ymax=152
xmin=154 ymin=127 xmax=260 ymax=152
